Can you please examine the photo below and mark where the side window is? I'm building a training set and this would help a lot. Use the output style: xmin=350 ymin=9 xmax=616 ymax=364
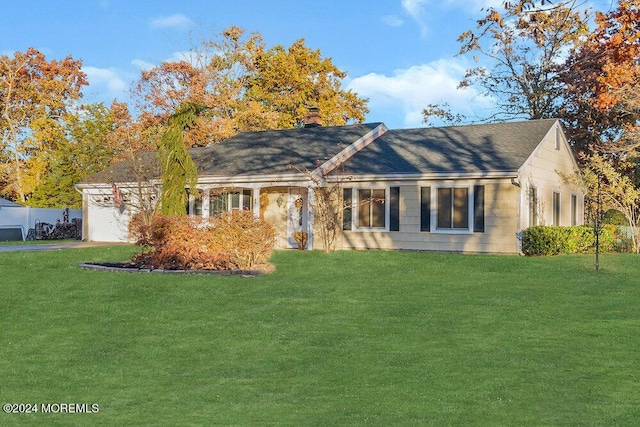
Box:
xmin=529 ymin=187 xmax=538 ymax=227
xmin=552 ymin=191 xmax=561 ymax=225
xmin=342 ymin=188 xmax=352 ymax=230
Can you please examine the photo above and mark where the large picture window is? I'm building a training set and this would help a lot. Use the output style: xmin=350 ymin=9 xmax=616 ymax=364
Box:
xmin=437 ymin=187 xmax=469 ymax=229
xmin=358 ymin=189 xmax=386 ymax=228
xmin=210 ymin=189 xmax=252 ymax=217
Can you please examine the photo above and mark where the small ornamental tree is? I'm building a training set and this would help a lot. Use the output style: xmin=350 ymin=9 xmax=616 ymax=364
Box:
xmin=562 ymin=153 xmax=640 ymax=254
xmin=288 ymin=164 xmax=351 ymax=253
xmin=158 ymin=102 xmax=206 ymax=216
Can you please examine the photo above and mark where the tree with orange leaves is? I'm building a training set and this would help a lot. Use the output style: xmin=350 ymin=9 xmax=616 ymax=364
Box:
xmin=560 ymin=0 xmax=640 ymax=156
xmin=0 ymin=48 xmax=87 ymax=203
xmin=133 ymin=26 xmax=368 ymax=148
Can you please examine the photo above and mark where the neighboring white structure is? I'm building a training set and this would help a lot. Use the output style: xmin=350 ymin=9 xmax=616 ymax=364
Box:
xmin=0 ymin=198 xmax=82 ymax=241
xmin=76 ymin=119 xmax=584 ymax=254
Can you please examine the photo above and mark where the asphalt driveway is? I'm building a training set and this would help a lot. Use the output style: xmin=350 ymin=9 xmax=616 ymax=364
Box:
xmin=0 ymin=241 xmax=124 ymax=252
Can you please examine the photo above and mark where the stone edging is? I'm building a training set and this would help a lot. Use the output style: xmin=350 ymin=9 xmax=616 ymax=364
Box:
xmin=78 ymin=262 xmax=263 ymax=277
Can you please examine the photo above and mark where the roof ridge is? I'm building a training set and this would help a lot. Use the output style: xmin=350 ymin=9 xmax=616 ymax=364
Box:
xmin=388 ymin=118 xmax=558 ymax=132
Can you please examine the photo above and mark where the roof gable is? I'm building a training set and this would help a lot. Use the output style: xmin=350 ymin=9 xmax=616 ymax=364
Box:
xmin=191 ymin=123 xmax=384 ymax=177
xmin=341 ymin=119 xmax=559 ymax=176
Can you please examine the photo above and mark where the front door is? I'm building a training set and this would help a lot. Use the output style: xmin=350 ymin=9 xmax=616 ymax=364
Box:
xmin=287 ymin=188 xmax=308 ymax=249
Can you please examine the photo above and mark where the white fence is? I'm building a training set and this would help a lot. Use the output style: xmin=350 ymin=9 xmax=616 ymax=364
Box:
xmin=0 ymin=206 xmax=82 ymax=241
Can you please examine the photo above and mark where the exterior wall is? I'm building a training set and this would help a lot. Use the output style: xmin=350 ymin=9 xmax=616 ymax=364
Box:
xmin=519 ymin=124 xmax=584 ymax=229
xmin=81 ymin=183 xmax=311 ymax=246
xmin=334 ymin=179 xmax=522 ymax=254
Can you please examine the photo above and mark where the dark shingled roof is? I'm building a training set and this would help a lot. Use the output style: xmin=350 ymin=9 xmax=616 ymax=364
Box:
xmin=80 ymin=123 xmax=382 ymax=184
xmin=341 ymin=119 xmax=558 ymax=175
xmin=79 ymin=119 xmax=558 ymax=184
xmin=191 ymin=123 xmax=383 ymax=176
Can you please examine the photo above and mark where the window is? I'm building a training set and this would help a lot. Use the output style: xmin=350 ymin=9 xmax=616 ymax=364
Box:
xmin=209 ymin=192 xmax=228 ymax=216
xmin=571 ymin=194 xmax=578 ymax=226
xmin=342 ymin=188 xmax=352 ymax=230
xmin=357 ymin=189 xmax=385 ymax=228
xmin=552 ymin=191 xmax=561 ymax=225
xmin=529 ymin=187 xmax=538 ymax=227
xmin=209 ymin=189 xmax=252 ymax=217
xmin=555 ymin=126 xmax=561 ymax=150
xmin=437 ymin=187 xmax=469 ymax=229
xmin=187 ymin=190 xmax=203 ymax=216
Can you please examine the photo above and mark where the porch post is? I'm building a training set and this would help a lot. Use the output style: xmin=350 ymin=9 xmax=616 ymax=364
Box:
xmin=252 ymin=187 xmax=261 ymax=218
xmin=307 ymin=187 xmax=314 ymax=250
xmin=202 ymin=189 xmax=210 ymax=218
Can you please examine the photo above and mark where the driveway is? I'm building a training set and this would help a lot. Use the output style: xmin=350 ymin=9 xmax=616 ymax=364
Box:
xmin=0 ymin=241 xmax=125 ymax=252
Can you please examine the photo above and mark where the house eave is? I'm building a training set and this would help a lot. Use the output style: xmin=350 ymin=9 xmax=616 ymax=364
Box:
xmin=195 ymin=172 xmax=311 ymax=186
xmin=328 ymin=170 xmax=519 ymax=183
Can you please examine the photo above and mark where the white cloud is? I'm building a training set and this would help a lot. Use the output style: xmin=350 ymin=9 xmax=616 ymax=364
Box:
xmin=131 ymin=59 xmax=155 ymax=71
xmin=402 ymin=0 xmax=429 ymax=17
xmin=83 ymin=66 xmax=128 ymax=96
xmin=347 ymin=59 xmax=494 ymax=128
xmin=149 ymin=13 xmax=194 ymax=30
xmin=401 ymin=0 xmax=429 ymax=36
xmin=381 ymin=15 xmax=404 ymax=27
xmin=82 ymin=67 xmax=127 ymax=92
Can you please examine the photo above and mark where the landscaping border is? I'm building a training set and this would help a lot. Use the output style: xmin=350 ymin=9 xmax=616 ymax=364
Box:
xmin=78 ymin=262 xmax=265 ymax=276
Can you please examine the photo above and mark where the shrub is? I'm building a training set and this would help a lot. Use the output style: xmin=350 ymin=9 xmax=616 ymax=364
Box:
xmin=292 ymin=230 xmax=308 ymax=250
xmin=522 ymin=225 xmax=616 ymax=256
xmin=129 ymin=211 xmax=275 ymax=271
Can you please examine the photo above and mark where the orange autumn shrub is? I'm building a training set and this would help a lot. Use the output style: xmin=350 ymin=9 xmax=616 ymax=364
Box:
xmin=129 ymin=211 xmax=275 ymax=271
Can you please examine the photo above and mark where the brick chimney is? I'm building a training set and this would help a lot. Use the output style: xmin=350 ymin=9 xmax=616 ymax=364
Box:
xmin=303 ymin=106 xmax=322 ymax=127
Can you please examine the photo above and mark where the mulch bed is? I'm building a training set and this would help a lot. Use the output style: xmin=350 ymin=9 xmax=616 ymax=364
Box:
xmin=78 ymin=261 xmax=268 ymax=277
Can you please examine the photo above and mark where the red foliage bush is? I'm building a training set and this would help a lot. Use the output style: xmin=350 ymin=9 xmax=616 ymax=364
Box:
xmin=129 ymin=211 xmax=275 ymax=271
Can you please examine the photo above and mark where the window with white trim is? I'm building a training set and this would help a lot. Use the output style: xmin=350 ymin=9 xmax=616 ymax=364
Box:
xmin=552 ymin=191 xmax=561 ymax=225
xmin=529 ymin=186 xmax=538 ymax=227
xmin=209 ymin=189 xmax=252 ymax=217
xmin=421 ymin=185 xmax=484 ymax=232
xmin=437 ymin=187 xmax=469 ymax=229
xmin=571 ymin=194 xmax=578 ymax=226
xmin=357 ymin=188 xmax=386 ymax=228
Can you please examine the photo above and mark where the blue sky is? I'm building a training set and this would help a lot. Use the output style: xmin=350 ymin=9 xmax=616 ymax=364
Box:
xmin=3 ymin=0 xmax=610 ymax=129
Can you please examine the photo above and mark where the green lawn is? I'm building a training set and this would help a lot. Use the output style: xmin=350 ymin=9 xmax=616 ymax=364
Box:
xmin=0 ymin=246 xmax=638 ymax=425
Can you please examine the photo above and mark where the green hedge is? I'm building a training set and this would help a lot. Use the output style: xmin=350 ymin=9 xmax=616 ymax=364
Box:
xmin=522 ymin=225 xmax=616 ymax=256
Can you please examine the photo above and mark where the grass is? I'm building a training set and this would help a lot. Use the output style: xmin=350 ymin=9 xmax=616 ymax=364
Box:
xmin=0 ymin=246 xmax=638 ymax=425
